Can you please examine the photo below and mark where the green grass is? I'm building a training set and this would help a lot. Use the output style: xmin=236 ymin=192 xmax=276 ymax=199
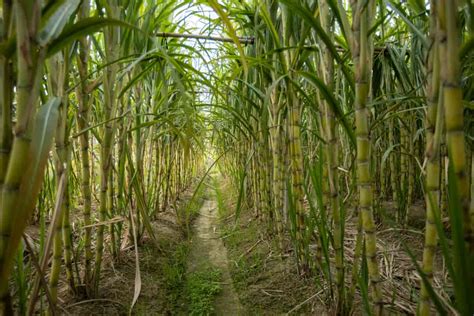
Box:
xmin=180 ymin=177 xmax=209 ymax=237
xmin=231 ymin=254 xmax=264 ymax=290
xmin=186 ymin=266 xmax=222 ymax=316
xmin=162 ymin=243 xmax=189 ymax=307
xmin=161 ymin=179 xmax=208 ymax=308
xmin=212 ymin=177 xmax=226 ymax=218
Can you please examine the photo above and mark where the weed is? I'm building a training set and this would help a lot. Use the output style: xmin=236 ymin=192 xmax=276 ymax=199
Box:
xmin=186 ymin=267 xmax=222 ymax=315
xmin=212 ymin=178 xmax=225 ymax=218
xmin=162 ymin=243 xmax=189 ymax=307
xmin=231 ymin=253 xmax=264 ymax=290
xmin=181 ymin=179 xmax=208 ymax=237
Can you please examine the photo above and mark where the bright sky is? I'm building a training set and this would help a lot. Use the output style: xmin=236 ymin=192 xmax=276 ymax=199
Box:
xmin=175 ymin=3 xmax=222 ymax=105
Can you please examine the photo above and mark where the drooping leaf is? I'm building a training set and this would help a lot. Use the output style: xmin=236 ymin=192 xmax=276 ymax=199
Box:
xmin=206 ymin=0 xmax=249 ymax=74
xmin=381 ymin=144 xmax=399 ymax=171
xmin=8 ymin=98 xmax=61 ymax=259
xmin=129 ymin=204 xmax=142 ymax=315
xmin=37 ymin=0 xmax=81 ymax=46
xmin=278 ymin=0 xmax=355 ymax=89
xmin=299 ymin=71 xmax=356 ymax=147
xmin=48 ymin=17 xmax=141 ymax=56
xmin=384 ymin=0 xmax=429 ymax=48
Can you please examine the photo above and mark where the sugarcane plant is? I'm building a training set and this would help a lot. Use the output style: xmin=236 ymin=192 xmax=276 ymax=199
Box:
xmin=0 ymin=0 xmax=472 ymax=315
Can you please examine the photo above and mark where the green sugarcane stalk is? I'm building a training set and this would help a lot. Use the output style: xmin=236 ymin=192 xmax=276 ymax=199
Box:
xmin=0 ymin=1 xmax=45 ymax=312
xmin=419 ymin=1 xmax=442 ymax=313
xmin=281 ymin=3 xmax=308 ymax=273
xmin=288 ymin=88 xmax=308 ymax=272
xmin=60 ymin=63 xmax=75 ymax=296
xmin=349 ymin=207 xmax=364 ymax=309
xmin=161 ymin=139 xmax=171 ymax=213
xmin=440 ymin=0 xmax=473 ymax=269
xmin=407 ymin=115 xmax=415 ymax=224
xmin=270 ymin=89 xmax=284 ymax=250
xmin=258 ymin=133 xmax=270 ymax=225
xmin=47 ymin=52 xmax=70 ymax=308
xmin=75 ymin=0 xmax=94 ymax=295
xmin=350 ymin=0 xmax=384 ymax=313
xmin=0 ymin=0 xmax=12 ymax=187
xmin=471 ymin=154 xmax=474 ymax=242
xmin=399 ymin=113 xmax=408 ymax=222
xmin=62 ymin=181 xmax=75 ymax=293
xmin=93 ymin=0 xmax=121 ymax=295
xmin=48 ymin=210 xmax=63 ymax=309
xmin=318 ymin=1 xmax=345 ymax=309
xmin=389 ymin=118 xmax=398 ymax=202
xmin=251 ymin=146 xmax=261 ymax=219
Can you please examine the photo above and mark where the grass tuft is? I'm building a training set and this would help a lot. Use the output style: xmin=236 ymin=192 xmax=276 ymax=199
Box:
xmin=186 ymin=266 xmax=222 ymax=316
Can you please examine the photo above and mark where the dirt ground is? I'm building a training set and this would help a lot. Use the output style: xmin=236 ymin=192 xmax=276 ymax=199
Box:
xmin=215 ymin=176 xmax=451 ymax=315
xmin=187 ymin=195 xmax=243 ymax=314
xmin=216 ymin=177 xmax=323 ymax=315
xmin=60 ymin=189 xmax=201 ymax=315
xmin=49 ymin=175 xmax=450 ymax=315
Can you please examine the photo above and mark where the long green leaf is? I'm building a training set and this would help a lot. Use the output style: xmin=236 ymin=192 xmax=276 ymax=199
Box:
xmin=278 ymin=0 xmax=355 ymax=89
xmin=299 ymin=71 xmax=356 ymax=147
xmin=37 ymin=0 xmax=81 ymax=46
xmin=48 ymin=17 xmax=140 ymax=56
xmin=384 ymin=0 xmax=429 ymax=48
xmin=9 ymin=98 xmax=61 ymax=259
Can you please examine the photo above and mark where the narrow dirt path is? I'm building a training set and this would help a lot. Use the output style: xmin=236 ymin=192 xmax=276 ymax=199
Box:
xmin=187 ymin=187 xmax=244 ymax=315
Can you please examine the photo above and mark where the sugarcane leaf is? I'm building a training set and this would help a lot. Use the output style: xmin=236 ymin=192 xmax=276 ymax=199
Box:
xmin=26 ymin=97 xmax=61 ymax=197
xmin=37 ymin=0 xmax=81 ymax=46
xmin=299 ymin=71 xmax=356 ymax=147
xmin=206 ymin=0 xmax=249 ymax=74
xmin=186 ymin=152 xmax=226 ymax=221
xmin=233 ymin=168 xmax=247 ymax=225
xmin=129 ymin=204 xmax=142 ymax=314
xmin=460 ymin=35 xmax=474 ymax=59
xmin=446 ymin=165 xmax=474 ymax=314
xmin=381 ymin=144 xmax=399 ymax=171
xmin=126 ymin=148 xmax=158 ymax=244
xmin=8 ymin=97 xmax=61 ymax=258
xmin=48 ymin=17 xmax=140 ymax=56
xmin=234 ymin=151 xmax=253 ymax=225
xmin=0 ymin=37 xmax=15 ymax=57
xmin=384 ymin=0 xmax=429 ymax=48
xmin=278 ymin=0 xmax=354 ymax=89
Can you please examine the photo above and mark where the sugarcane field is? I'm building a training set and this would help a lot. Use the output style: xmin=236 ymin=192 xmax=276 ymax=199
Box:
xmin=0 ymin=0 xmax=473 ymax=315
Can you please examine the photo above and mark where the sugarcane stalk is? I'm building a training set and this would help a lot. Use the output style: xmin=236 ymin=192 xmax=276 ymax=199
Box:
xmin=439 ymin=0 xmax=473 ymax=267
xmin=280 ymin=3 xmax=308 ymax=273
xmin=47 ymin=52 xmax=70 ymax=309
xmin=288 ymin=88 xmax=308 ymax=272
xmin=319 ymin=0 xmax=345 ymax=309
xmin=93 ymin=0 xmax=120 ymax=295
xmin=350 ymin=0 xmax=384 ymax=313
xmin=62 ymin=183 xmax=75 ymax=293
xmin=0 ymin=4 xmax=13 ymax=308
xmin=75 ymin=1 xmax=94 ymax=295
xmin=0 ymin=1 xmax=45 ymax=312
xmin=0 ymin=0 xmax=12 ymax=186
xmin=270 ymin=88 xmax=284 ymax=250
xmin=406 ymin=115 xmax=415 ymax=225
xmin=389 ymin=118 xmax=398 ymax=202
xmin=419 ymin=2 xmax=442 ymax=313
